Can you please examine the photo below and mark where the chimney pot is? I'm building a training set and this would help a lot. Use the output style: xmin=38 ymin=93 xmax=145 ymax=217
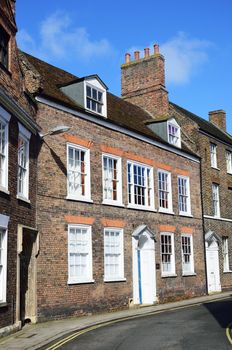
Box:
xmin=209 ymin=110 xmax=226 ymax=131
xmin=134 ymin=51 xmax=140 ymax=61
xmin=154 ymin=44 xmax=159 ymax=54
xmin=144 ymin=48 xmax=150 ymax=58
xmin=125 ymin=53 xmax=131 ymax=64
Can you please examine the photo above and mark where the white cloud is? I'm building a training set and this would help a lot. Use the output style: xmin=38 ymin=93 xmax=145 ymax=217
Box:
xmin=17 ymin=11 xmax=113 ymax=62
xmin=127 ymin=32 xmax=213 ymax=85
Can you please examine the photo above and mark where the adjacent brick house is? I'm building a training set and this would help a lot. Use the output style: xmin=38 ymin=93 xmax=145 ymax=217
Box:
xmin=121 ymin=45 xmax=232 ymax=295
xmin=0 ymin=0 xmax=40 ymax=336
xmin=18 ymin=50 xmax=207 ymax=322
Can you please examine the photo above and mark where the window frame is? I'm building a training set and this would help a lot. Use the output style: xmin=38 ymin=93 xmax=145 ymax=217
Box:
xmin=0 ymin=214 xmax=9 ymax=304
xmin=0 ymin=106 xmax=10 ymax=193
xmin=66 ymin=143 xmax=91 ymax=202
xmin=84 ymin=81 xmax=105 ymax=117
xmin=167 ymin=121 xmax=181 ymax=148
xmin=157 ymin=169 xmax=173 ymax=213
xmin=222 ymin=237 xmax=230 ymax=272
xmin=226 ymin=150 xmax=232 ymax=174
xmin=127 ymin=160 xmax=154 ymax=210
xmin=178 ymin=176 xmax=191 ymax=216
xmin=103 ymin=227 xmax=125 ymax=282
xmin=68 ymin=224 xmax=93 ymax=284
xmin=181 ymin=234 xmax=195 ymax=275
xmin=212 ymin=183 xmax=220 ymax=218
xmin=17 ymin=123 xmax=31 ymax=201
xmin=210 ymin=143 xmax=218 ymax=168
xmin=160 ymin=232 xmax=176 ymax=277
xmin=102 ymin=153 xmax=123 ymax=206
xmin=0 ymin=25 xmax=10 ymax=70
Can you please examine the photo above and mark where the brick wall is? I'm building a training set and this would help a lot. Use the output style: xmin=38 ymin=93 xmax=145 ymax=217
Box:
xmin=0 ymin=1 xmax=38 ymax=331
xmin=35 ymin=103 xmax=206 ymax=321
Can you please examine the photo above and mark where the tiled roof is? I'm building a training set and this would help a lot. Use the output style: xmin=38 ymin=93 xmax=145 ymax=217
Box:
xmin=21 ymin=52 xmax=197 ymax=156
xmin=171 ymin=102 xmax=232 ymax=146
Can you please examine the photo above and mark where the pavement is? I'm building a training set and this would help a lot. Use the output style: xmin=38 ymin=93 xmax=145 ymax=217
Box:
xmin=0 ymin=291 xmax=231 ymax=350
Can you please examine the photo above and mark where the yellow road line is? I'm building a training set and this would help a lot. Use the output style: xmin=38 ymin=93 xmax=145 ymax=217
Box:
xmin=44 ymin=298 xmax=231 ymax=350
xmin=226 ymin=322 xmax=232 ymax=345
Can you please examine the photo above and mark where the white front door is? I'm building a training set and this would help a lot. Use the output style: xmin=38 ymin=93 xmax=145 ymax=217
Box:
xmin=132 ymin=230 xmax=156 ymax=305
xmin=206 ymin=241 xmax=221 ymax=293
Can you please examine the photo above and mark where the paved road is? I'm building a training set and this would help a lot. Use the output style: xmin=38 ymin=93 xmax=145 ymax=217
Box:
xmin=44 ymin=298 xmax=232 ymax=350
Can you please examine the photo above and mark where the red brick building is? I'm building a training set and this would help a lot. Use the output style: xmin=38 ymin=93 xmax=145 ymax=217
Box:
xmin=0 ymin=0 xmax=40 ymax=336
xmin=121 ymin=45 xmax=232 ymax=295
xmin=19 ymin=49 xmax=207 ymax=322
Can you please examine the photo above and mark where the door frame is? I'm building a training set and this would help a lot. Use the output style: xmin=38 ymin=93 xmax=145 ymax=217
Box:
xmin=132 ymin=225 xmax=156 ymax=305
xmin=205 ymin=230 xmax=221 ymax=294
xmin=16 ymin=225 xmax=39 ymax=327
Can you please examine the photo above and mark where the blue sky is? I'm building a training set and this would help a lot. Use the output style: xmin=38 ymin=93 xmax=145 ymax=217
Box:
xmin=16 ymin=1 xmax=232 ymax=132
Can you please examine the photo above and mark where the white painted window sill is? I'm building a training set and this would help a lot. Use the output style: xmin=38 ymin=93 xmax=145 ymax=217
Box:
xmin=0 ymin=302 xmax=7 ymax=308
xmin=0 ymin=187 xmax=10 ymax=195
xmin=179 ymin=212 xmax=193 ymax=218
xmin=17 ymin=195 xmax=30 ymax=204
xmin=182 ymin=272 xmax=196 ymax=277
xmin=104 ymin=278 xmax=126 ymax=283
xmin=223 ymin=270 xmax=232 ymax=274
xmin=102 ymin=201 xmax=125 ymax=208
xmin=158 ymin=209 xmax=175 ymax=215
xmin=161 ymin=273 xmax=177 ymax=278
xmin=211 ymin=166 xmax=220 ymax=171
xmin=68 ymin=279 xmax=95 ymax=285
xmin=127 ymin=204 xmax=156 ymax=212
xmin=66 ymin=196 xmax=93 ymax=204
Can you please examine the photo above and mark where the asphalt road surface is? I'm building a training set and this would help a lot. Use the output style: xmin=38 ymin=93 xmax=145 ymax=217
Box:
xmin=45 ymin=298 xmax=232 ymax=350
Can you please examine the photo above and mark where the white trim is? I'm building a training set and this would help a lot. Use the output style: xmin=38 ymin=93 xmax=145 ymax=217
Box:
xmin=18 ymin=122 xmax=31 ymax=141
xmin=0 ymin=214 xmax=9 ymax=228
xmin=35 ymin=96 xmax=200 ymax=163
xmin=84 ymin=80 xmax=107 ymax=118
xmin=157 ymin=169 xmax=173 ymax=213
xmin=127 ymin=160 xmax=155 ymax=210
xmin=103 ymin=227 xmax=124 ymax=282
xmin=0 ymin=114 xmax=9 ymax=191
xmin=67 ymin=224 xmax=93 ymax=285
xmin=66 ymin=143 xmax=92 ymax=202
xmin=160 ymin=232 xmax=176 ymax=277
xmin=204 ymin=215 xmax=232 ymax=222
xmin=181 ymin=233 xmax=195 ymax=275
xmin=178 ymin=175 xmax=191 ymax=216
xmin=102 ymin=153 xmax=123 ymax=206
xmin=167 ymin=119 xmax=181 ymax=148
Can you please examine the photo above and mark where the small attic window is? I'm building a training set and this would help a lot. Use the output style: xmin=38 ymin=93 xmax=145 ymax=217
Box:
xmin=86 ymin=84 xmax=103 ymax=114
xmin=0 ymin=25 xmax=10 ymax=70
xmin=167 ymin=121 xmax=181 ymax=148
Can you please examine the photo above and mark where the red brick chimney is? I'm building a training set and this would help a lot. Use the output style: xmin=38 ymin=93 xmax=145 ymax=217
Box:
xmin=121 ymin=43 xmax=169 ymax=117
xmin=209 ymin=110 xmax=226 ymax=132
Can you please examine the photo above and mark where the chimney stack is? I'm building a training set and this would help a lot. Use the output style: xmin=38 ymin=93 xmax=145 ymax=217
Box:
xmin=121 ymin=43 xmax=169 ymax=117
xmin=144 ymin=48 xmax=150 ymax=58
xmin=134 ymin=51 xmax=140 ymax=61
xmin=209 ymin=110 xmax=226 ymax=132
xmin=125 ymin=53 xmax=131 ymax=64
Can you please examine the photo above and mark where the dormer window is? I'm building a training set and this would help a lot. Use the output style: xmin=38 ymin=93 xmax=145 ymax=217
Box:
xmin=60 ymin=74 xmax=108 ymax=118
xmin=86 ymin=85 xmax=103 ymax=114
xmin=0 ymin=25 xmax=10 ymax=70
xmin=167 ymin=119 xmax=181 ymax=148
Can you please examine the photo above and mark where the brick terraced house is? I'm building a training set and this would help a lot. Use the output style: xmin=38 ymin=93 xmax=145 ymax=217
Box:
xmin=122 ymin=45 xmax=232 ymax=295
xmin=0 ymin=0 xmax=40 ymax=336
xmin=18 ymin=47 xmax=207 ymax=322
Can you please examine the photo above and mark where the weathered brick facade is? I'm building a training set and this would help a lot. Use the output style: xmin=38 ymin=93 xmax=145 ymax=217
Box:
xmin=0 ymin=0 xmax=40 ymax=335
xmin=121 ymin=44 xmax=232 ymax=294
xmin=33 ymin=102 xmax=206 ymax=321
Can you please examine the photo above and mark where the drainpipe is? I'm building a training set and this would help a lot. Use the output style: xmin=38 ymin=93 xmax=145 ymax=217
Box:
xmin=200 ymin=157 xmax=208 ymax=295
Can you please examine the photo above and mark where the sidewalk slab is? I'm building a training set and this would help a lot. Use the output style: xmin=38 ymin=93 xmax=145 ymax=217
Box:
xmin=0 ymin=291 xmax=231 ymax=350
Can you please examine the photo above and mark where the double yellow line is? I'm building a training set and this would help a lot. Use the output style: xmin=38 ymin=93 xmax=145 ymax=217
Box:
xmin=45 ymin=300 xmax=232 ymax=350
xmin=226 ymin=322 xmax=232 ymax=345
